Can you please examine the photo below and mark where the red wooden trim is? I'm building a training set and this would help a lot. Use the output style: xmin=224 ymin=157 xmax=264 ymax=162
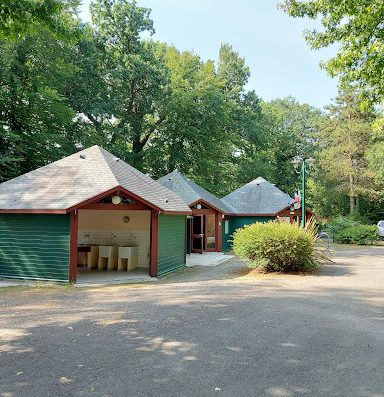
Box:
xmin=0 ymin=209 xmax=67 ymax=214
xmin=80 ymin=203 xmax=149 ymax=211
xmin=161 ymin=210 xmax=192 ymax=215
xmin=118 ymin=186 xmax=162 ymax=212
xmin=191 ymin=214 xmax=204 ymax=254
xmin=184 ymin=216 xmax=187 ymax=264
xmin=189 ymin=198 xmax=230 ymax=215
xmin=276 ymin=205 xmax=314 ymax=217
xmin=149 ymin=210 xmax=159 ymax=277
xmin=68 ymin=211 xmax=78 ymax=282
xmin=216 ymin=212 xmax=222 ymax=252
xmin=191 ymin=208 xmax=216 ymax=215
xmin=66 ymin=187 xmax=119 ymax=212
xmin=67 ymin=185 xmax=162 ymax=213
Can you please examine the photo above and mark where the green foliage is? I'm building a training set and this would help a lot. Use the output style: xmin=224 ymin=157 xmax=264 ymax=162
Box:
xmin=233 ymin=221 xmax=316 ymax=272
xmin=0 ymin=25 xmax=83 ymax=180
xmin=0 ymin=0 xmax=79 ymax=39
xmin=259 ymin=98 xmax=322 ymax=193
xmin=280 ymin=0 xmax=384 ymax=106
xmin=326 ymin=216 xmax=378 ymax=245
xmin=144 ymin=42 xmax=265 ymax=197
xmin=308 ymin=90 xmax=383 ymax=219
xmin=1 ymin=0 xmax=383 ymax=228
xmin=88 ymin=0 xmax=168 ymax=168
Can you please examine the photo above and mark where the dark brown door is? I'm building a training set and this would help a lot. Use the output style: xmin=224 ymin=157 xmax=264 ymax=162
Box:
xmin=192 ymin=215 xmax=204 ymax=254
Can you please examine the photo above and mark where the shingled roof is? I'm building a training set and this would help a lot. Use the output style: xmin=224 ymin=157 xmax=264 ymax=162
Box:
xmin=158 ymin=170 xmax=233 ymax=214
xmin=221 ymin=177 xmax=293 ymax=215
xmin=0 ymin=145 xmax=191 ymax=214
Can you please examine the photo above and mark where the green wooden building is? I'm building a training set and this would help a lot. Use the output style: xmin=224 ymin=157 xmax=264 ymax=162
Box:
xmin=158 ymin=170 xmax=233 ymax=254
xmin=220 ymin=177 xmax=295 ymax=251
xmin=159 ymin=173 xmax=311 ymax=252
xmin=0 ymin=146 xmax=191 ymax=282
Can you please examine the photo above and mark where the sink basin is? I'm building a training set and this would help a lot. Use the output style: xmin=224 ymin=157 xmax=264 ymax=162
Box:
xmin=118 ymin=246 xmax=139 ymax=258
xmin=99 ymin=245 xmax=118 ymax=258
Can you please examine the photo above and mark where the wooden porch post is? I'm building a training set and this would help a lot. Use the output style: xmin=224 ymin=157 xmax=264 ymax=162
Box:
xmin=68 ymin=210 xmax=78 ymax=282
xmin=216 ymin=212 xmax=223 ymax=252
xmin=149 ymin=210 xmax=159 ymax=277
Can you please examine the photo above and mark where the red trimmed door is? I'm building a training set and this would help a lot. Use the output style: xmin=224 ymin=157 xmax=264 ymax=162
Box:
xmin=191 ymin=215 xmax=204 ymax=254
xmin=204 ymin=213 xmax=216 ymax=252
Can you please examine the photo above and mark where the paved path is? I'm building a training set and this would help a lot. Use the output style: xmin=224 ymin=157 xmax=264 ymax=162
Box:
xmin=0 ymin=245 xmax=383 ymax=397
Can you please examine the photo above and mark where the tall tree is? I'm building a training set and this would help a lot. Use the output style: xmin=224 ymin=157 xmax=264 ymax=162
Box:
xmin=144 ymin=44 xmax=233 ymax=195
xmin=317 ymin=90 xmax=378 ymax=215
xmin=280 ymin=0 xmax=384 ymax=105
xmin=0 ymin=24 xmax=82 ymax=181
xmin=216 ymin=44 xmax=266 ymax=195
xmin=244 ymin=97 xmax=322 ymax=194
xmin=0 ymin=0 xmax=78 ymax=39
xmin=89 ymin=0 xmax=169 ymax=168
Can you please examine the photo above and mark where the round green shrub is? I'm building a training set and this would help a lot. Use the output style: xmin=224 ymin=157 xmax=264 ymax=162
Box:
xmin=335 ymin=224 xmax=378 ymax=245
xmin=326 ymin=216 xmax=378 ymax=245
xmin=232 ymin=221 xmax=316 ymax=272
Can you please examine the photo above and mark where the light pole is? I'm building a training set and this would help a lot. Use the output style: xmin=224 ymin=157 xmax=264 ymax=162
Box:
xmin=292 ymin=157 xmax=315 ymax=228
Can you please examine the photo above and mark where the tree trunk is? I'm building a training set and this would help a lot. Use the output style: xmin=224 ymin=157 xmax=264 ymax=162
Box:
xmin=349 ymin=195 xmax=356 ymax=214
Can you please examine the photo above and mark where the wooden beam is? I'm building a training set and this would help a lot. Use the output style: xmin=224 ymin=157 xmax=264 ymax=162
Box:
xmin=80 ymin=203 xmax=149 ymax=211
xmin=67 ymin=185 xmax=162 ymax=213
xmin=161 ymin=210 xmax=192 ymax=215
xmin=149 ymin=210 xmax=159 ymax=277
xmin=184 ymin=216 xmax=187 ymax=264
xmin=68 ymin=211 xmax=78 ymax=282
xmin=216 ymin=212 xmax=222 ymax=252
xmin=189 ymin=198 xmax=230 ymax=215
xmin=191 ymin=208 xmax=215 ymax=215
xmin=0 ymin=209 xmax=67 ymax=214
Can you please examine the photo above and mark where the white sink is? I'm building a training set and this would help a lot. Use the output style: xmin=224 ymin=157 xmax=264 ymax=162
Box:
xmin=118 ymin=245 xmax=139 ymax=258
xmin=99 ymin=246 xmax=118 ymax=258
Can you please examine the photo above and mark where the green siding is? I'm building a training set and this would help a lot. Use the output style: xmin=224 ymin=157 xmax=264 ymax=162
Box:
xmin=157 ymin=215 xmax=186 ymax=276
xmin=0 ymin=214 xmax=70 ymax=282
xmin=222 ymin=216 xmax=275 ymax=251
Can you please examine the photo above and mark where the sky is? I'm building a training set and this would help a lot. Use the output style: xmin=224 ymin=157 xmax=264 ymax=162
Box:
xmin=78 ymin=0 xmax=339 ymax=109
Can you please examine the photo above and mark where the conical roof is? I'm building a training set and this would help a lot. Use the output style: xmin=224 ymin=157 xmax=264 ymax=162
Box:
xmin=158 ymin=170 xmax=234 ymax=214
xmin=0 ymin=145 xmax=191 ymax=213
xmin=221 ymin=177 xmax=293 ymax=215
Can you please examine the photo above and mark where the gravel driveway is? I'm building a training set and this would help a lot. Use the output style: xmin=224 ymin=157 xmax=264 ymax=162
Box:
xmin=1 ymin=245 xmax=383 ymax=397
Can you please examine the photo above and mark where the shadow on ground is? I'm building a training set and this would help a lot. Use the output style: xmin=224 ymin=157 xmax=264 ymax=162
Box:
xmin=1 ymin=244 xmax=383 ymax=396
xmin=1 ymin=283 xmax=383 ymax=396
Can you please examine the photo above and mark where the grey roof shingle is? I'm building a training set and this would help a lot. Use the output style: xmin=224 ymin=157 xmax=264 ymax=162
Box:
xmin=221 ymin=177 xmax=293 ymax=215
xmin=0 ymin=145 xmax=191 ymax=213
xmin=157 ymin=170 xmax=234 ymax=214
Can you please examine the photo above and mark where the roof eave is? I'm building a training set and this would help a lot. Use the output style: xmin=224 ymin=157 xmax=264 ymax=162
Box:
xmin=66 ymin=185 xmax=164 ymax=213
xmin=161 ymin=210 xmax=192 ymax=215
xmin=228 ymin=212 xmax=277 ymax=217
xmin=0 ymin=209 xmax=67 ymax=214
xmin=275 ymin=205 xmax=314 ymax=216
xmin=189 ymin=198 xmax=230 ymax=215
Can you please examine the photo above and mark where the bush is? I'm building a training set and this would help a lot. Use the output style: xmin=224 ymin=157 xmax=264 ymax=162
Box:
xmin=335 ymin=224 xmax=377 ymax=245
xmin=232 ymin=221 xmax=316 ymax=272
xmin=326 ymin=216 xmax=378 ymax=245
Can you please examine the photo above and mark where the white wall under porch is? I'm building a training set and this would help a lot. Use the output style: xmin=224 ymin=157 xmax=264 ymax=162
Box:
xmin=77 ymin=209 xmax=151 ymax=269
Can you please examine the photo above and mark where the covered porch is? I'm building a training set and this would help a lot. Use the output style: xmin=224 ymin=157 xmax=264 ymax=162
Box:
xmin=186 ymin=199 xmax=223 ymax=254
xmin=69 ymin=187 xmax=159 ymax=282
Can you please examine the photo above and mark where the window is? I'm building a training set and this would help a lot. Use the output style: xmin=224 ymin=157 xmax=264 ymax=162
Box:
xmin=224 ymin=220 xmax=229 ymax=234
